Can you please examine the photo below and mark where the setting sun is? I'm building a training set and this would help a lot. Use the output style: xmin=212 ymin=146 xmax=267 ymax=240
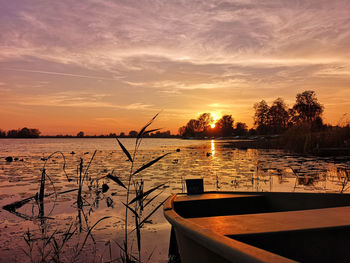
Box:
xmin=209 ymin=112 xmax=221 ymax=129
xmin=211 ymin=112 xmax=221 ymax=122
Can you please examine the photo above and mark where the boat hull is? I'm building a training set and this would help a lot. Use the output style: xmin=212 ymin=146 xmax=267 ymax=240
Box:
xmin=164 ymin=191 xmax=350 ymax=263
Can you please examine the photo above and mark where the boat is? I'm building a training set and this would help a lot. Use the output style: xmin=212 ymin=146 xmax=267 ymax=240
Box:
xmin=164 ymin=191 xmax=350 ymax=263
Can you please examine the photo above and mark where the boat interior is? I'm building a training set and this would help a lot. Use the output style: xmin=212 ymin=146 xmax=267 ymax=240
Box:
xmin=170 ymin=192 xmax=350 ymax=262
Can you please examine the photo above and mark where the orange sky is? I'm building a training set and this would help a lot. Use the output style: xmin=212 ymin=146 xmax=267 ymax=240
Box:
xmin=1 ymin=1 xmax=350 ymax=135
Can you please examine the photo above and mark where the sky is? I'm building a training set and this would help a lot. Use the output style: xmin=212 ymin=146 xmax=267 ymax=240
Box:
xmin=1 ymin=0 xmax=350 ymax=135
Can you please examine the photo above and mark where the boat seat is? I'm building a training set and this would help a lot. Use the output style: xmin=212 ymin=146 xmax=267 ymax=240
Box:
xmin=188 ymin=206 xmax=350 ymax=236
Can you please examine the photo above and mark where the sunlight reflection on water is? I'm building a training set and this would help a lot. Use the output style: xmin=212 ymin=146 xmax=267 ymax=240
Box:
xmin=211 ymin=139 xmax=215 ymax=156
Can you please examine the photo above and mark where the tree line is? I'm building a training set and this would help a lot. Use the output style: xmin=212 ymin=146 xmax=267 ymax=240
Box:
xmin=0 ymin=128 xmax=177 ymax=138
xmin=0 ymin=127 xmax=41 ymax=138
xmin=253 ymin=90 xmax=324 ymax=134
xmin=178 ymin=113 xmax=249 ymax=138
xmin=179 ymin=90 xmax=326 ymax=138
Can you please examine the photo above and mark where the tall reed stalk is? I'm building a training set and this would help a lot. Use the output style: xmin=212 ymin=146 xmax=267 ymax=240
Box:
xmin=108 ymin=113 xmax=170 ymax=262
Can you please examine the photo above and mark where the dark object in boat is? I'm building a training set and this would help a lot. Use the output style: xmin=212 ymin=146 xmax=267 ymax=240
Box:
xmin=176 ymin=148 xmax=181 ymax=152
xmin=70 ymin=151 xmax=75 ymax=155
xmin=185 ymin=179 xmax=203 ymax=195
xmin=5 ymin=156 xmax=13 ymax=162
xmin=164 ymin=191 xmax=350 ymax=263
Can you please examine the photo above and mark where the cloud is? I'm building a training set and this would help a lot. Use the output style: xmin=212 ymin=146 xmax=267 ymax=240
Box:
xmin=1 ymin=0 xmax=350 ymax=130
xmin=1 ymin=68 xmax=118 ymax=81
xmin=1 ymin=0 xmax=350 ymax=67
xmin=12 ymin=91 xmax=153 ymax=110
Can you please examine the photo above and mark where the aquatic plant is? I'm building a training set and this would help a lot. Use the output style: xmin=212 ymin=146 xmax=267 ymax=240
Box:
xmin=15 ymin=150 xmax=113 ymax=262
xmin=108 ymin=113 xmax=170 ymax=262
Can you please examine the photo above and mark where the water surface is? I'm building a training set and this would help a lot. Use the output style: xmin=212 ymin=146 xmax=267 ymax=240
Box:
xmin=0 ymin=138 xmax=349 ymax=262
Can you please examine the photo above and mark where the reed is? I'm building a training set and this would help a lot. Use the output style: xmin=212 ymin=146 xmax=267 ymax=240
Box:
xmin=108 ymin=113 xmax=170 ymax=262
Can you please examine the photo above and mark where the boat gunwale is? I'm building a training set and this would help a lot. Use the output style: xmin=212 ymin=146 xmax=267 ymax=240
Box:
xmin=164 ymin=193 xmax=296 ymax=263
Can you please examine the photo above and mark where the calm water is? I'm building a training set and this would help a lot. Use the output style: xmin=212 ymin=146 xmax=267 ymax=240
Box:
xmin=0 ymin=138 xmax=349 ymax=262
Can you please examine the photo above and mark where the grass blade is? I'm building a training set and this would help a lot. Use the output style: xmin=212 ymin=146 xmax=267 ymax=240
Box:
xmin=139 ymin=198 xmax=167 ymax=227
xmin=77 ymin=216 xmax=111 ymax=256
xmin=122 ymin=202 xmax=139 ymax=218
xmin=107 ymin=172 xmax=127 ymax=189
xmin=116 ymin=138 xmax=133 ymax=162
xmin=128 ymin=183 xmax=165 ymax=205
xmin=143 ymin=190 xmax=164 ymax=209
xmin=137 ymin=113 xmax=160 ymax=139
xmin=82 ymin=150 xmax=97 ymax=183
xmin=133 ymin=153 xmax=170 ymax=176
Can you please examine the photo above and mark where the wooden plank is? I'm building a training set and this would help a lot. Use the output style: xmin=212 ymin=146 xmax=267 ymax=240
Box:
xmin=188 ymin=206 xmax=350 ymax=236
xmin=174 ymin=193 xmax=261 ymax=202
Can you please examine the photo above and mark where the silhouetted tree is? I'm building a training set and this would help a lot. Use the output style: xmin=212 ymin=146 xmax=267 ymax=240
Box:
xmin=197 ymin=113 xmax=213 ymax=134
xmin=7 ymin=129 xmax=18 ymax=137
xmin=292 ymin=90 xmax=324 ymax=124
xmin=248 ymin=128 xmax=257 ymax=136
xmin=128 ymin=130 xmax=138 ymax=137
xmin=268 ymin=98 xmax=289 ymax=134
xmin=183 ymin=119 xmax=201 ymax=137
xmin=216 ymin=115 xmax=234 ymax=137
xmin=0 ymin=129 xmax=6 ymax=137
xmin=17 ymin=127 xmax=40 ymax=138
xmin=6 ymin=128 xmax=40 ymax=138
xmin=178 ymin=113 xmax=214 ymax=137
xmin=254 ymin=100 xmax=270 ymax=134
xmin=77 ymin=131 xmax=85 ymax=137
xmin=150 ymin=130 xmax=171 ymax=138
xmin=178 ymin=126 xmax=186 ymax=137
xmin=235 ymin=122 xmax=248 ymax=136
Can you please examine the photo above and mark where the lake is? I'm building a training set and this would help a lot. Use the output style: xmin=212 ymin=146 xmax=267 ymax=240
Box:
xmin=0 ymin=138 xmax=349 ymax=262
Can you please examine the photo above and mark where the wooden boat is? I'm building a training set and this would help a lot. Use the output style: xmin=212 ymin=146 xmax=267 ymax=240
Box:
xmin=164 ymin=191 xmax=350 ymax=263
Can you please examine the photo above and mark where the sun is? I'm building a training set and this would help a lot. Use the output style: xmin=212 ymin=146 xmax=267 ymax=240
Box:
xmin=211 ymin=112 xmax=221 ymax=122
xmin=209 ymin=112 xmax=221 ymax=128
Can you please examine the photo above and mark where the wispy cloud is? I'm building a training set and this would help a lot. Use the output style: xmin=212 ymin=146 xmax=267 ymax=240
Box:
xmin=1 ymin=68 xmax=117 ymax=81
xmin=13 ymin=91 xmax=153 ymax=110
